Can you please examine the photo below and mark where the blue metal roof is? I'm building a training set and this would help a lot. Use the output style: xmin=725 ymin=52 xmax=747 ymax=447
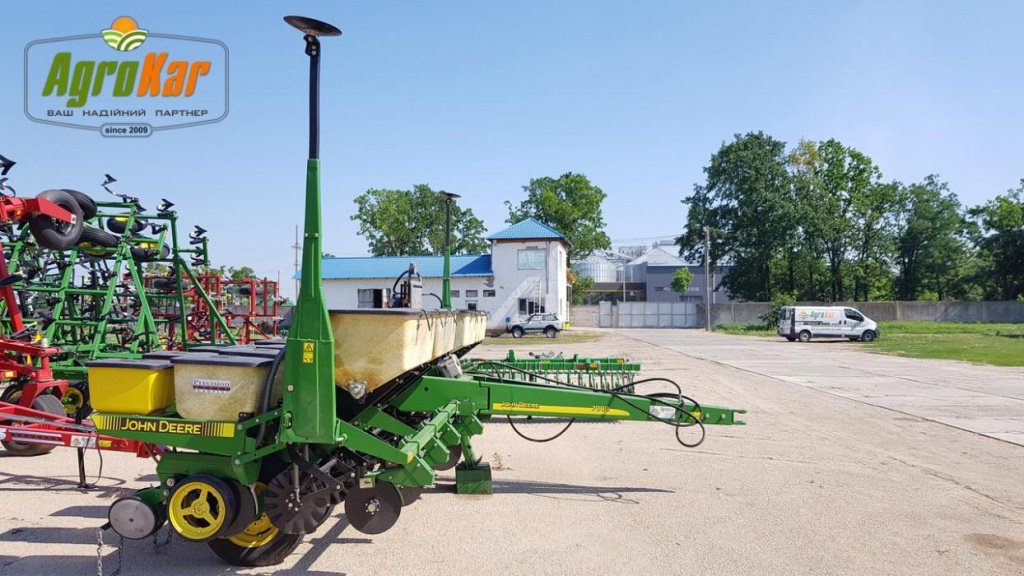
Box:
xmin=303 ymin=254 xmax=493 ymax=280
xmin=487 ymin=218 xmax=566 ymax=241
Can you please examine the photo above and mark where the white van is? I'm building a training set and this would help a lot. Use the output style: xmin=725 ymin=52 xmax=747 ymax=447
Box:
xmin=777 ymin=306 xmax=879 ymax=343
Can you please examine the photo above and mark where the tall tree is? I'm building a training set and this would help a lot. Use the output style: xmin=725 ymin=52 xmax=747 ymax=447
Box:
xmin=352 ymin=184 xmax=488 ymax=256
xmin=893 ymin=176 xmax=969 ymax=300
xmin=970 ymin=181 xmax=1024 ymax=300
xmin=505 ymin=172 xmax=611 ymax=262
xmin=789 ymin=139 xmax=886 ymax=301
xmin=677 ymin=132 xmax=795 ymax=301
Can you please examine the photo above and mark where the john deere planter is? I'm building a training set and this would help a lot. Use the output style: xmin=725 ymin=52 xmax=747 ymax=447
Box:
xmin=90 ymin=16 xmax=746 ymax=567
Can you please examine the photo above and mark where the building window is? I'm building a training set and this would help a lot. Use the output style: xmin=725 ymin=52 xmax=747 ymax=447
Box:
xmin=465 ymin=289 xmax=479 ymax=298
xmin=467 ymin=301 xmax=478 ymax=311
xmin=483 ymin=290 xmax=495 ymax=297
xmin=451 ymin=290 xmax=460 ymax=298
xmin=517 ymin=249 xmax=545 ymax=270
xmin=518 ymin=298 xmax=545 ymax=315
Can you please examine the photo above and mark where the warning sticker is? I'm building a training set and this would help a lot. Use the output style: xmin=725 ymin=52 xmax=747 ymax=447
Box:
xmin=193 ymin=378 xmax=231 ymax=394
xmin=302 ymin=342 xmax=315 ymax=364
xmin=70 ymin=435 xmax=97 ymax=448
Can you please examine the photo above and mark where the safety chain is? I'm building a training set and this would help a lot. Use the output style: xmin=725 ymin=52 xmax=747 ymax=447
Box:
xmin=95 ymin=530 xmax=124 ymax=576
xmin=152 ymin=525 xmax=173 ymax=550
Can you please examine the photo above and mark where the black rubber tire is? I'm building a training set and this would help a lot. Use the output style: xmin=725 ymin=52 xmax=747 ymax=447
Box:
xmin=785 ymin=336 xmax=797 ymax=342
xmin=132 ymin=243 xmax=170 ymax=262
xmin=1 ymin=393 xmax=65 ymax=456
xmin=798 ymin=330 xmax=812 ymax=343
xmin=152 ymin=277 xmax=178 ymax=291
xmin=511 ymin=326 xmax=524 ymax=338
xmin=106 ymin=216 xmax=146 ymax=234
xmin=861 ymin=330 xmax=877 ymax=343
xmin=29 ymin=189 xmax=85 ymax=250
xmin=208 ymin=527 xmax=302 ymax=567
xmin=544 ymin=326 xmax=557 ymax=338
xmin=61 ymin=189 xmax=97 ymax=220
xmin=78 ymin=226 xmax=119 ymax=248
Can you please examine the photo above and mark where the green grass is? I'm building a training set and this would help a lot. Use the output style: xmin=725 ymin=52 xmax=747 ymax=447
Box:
xmin=714 ymin=322 xmax=775 ymax=336
xmin=866 ymin=322 xmax=1024 ymax=366
xmin=714 ymin=320 xmax=1024 ymax=366
xmin=483 ymin=331 xmax=603 ymax=346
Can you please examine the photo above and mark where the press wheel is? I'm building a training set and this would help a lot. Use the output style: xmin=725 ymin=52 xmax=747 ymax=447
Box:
xmin=344 ymin=481 xmax=402 ymax=535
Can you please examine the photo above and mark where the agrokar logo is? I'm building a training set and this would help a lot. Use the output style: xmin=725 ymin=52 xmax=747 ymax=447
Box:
xmin=24 ymin=16 xmax=228 ymax=137
xmin=101 ymin=16 xmax=149 ymax=51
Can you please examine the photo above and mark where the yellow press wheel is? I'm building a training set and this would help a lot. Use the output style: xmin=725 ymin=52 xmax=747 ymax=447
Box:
xmin=167 ymin=475 xmax=238 ymax=542
xmin=208 ymin=482 xmax=303 ymax=567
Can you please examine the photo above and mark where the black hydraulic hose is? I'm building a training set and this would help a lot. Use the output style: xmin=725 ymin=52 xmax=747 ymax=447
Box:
xmin=391 ymin=269 xmax=411 ymax=294
xmin=468 ymin=361 xmax=707 ymax=447
xmin=255 ymin=346 xmax=287 ymax=447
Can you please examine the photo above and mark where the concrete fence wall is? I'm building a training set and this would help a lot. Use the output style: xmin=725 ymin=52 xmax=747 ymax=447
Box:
xmin=569 ymin=305 xmax=599 ymax=327
xmin=573 ymin=301 xmax=1024 ymax=328
xmin=709 ymin=300 xmax=1024 ymax=326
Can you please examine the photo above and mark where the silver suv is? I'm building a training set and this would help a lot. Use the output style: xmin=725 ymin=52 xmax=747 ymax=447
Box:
xmin=509 ymin=313 xmax=562 ymax=338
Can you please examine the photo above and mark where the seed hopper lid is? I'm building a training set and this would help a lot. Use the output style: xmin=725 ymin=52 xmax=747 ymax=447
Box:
xmin=171 ymin=354 xmax=273 ymax=368
xmin=87 ymin=358 xmax=172 ymax=370
xmin=216 ymin=346 xmax=281 ymax=359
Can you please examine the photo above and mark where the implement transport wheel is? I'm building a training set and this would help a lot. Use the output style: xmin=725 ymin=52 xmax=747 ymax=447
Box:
xmin=30 ymin=189 xmax=85 ymax=250
xmin=167 ymin=475 xmax=238 ymax=542
xmin=345 ymin=481 xmax=402 ymax=535
xmin=1 ymin=393 xmax=64 ymax=456
xmin=78 ymin=226 xmax=119 ymax=248
xmin=62 ymin=189 xmax=97 ymax=219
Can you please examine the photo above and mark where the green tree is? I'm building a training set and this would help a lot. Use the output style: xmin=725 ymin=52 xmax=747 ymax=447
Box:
xmin=352 ymin=184 xmax=488 ymax=256
xmin=894 ymin=176 xmax=969 ymax=300
xmin=789 ymin=139 xmax=888 ymax=301
xmin=970 ymin=181 xmax=1024 ymax=300
xmin=670 ymin=267 xmax=693 ymax=298
xmin=569 ymin=271 xmax=594 ymax=305
xmin=677 ymin=132 xmax=796 ymax=301
xmin=505 ymin=172 xmax=611 ymax=262
xmin=227 ymin=266 xmax=256 ymax=281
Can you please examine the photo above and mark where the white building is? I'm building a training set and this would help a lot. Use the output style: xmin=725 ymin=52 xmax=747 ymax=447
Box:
xmin=314 ymin=218 xmax=569 ymax=329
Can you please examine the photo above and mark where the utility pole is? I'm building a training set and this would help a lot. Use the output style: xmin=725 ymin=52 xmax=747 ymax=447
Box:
xmin=703 ymin=226 xmax=711 ymax=331
xmin=440 ymin=191 xmax=461 ymax=309
xmin=292 ymin=225 xmax=300 ymax=300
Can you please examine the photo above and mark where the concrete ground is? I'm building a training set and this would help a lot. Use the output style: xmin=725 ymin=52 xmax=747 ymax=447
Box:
xmin=0 ymin=329 xmax=1022 ymax=575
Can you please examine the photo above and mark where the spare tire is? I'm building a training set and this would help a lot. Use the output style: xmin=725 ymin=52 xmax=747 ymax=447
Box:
xmin=106 ymin=216 xmax=147 ymax=234
xmin=78 ymin=225 xmax=119 ymax=248
xmin=29 ymin=189 xmax=85 ymax=250
xmin=61 ymin=189 xmax=98 ymax=220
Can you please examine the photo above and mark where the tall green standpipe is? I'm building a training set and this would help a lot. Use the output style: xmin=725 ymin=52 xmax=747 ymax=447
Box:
xmin=281 ymin=16 xmax=342 ymax=444
xmin=440 ymin=191 xmax=460 ymax=309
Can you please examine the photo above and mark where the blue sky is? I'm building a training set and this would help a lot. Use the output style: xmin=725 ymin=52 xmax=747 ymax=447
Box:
xmin=3 ymin=1 xmax=1023 ymax=298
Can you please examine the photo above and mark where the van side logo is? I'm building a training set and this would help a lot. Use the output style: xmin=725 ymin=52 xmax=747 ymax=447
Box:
xmin=102 ymin=17 xmax=149 ymax=52
xmin=25 ymin=17 xmax=228 ymax=137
